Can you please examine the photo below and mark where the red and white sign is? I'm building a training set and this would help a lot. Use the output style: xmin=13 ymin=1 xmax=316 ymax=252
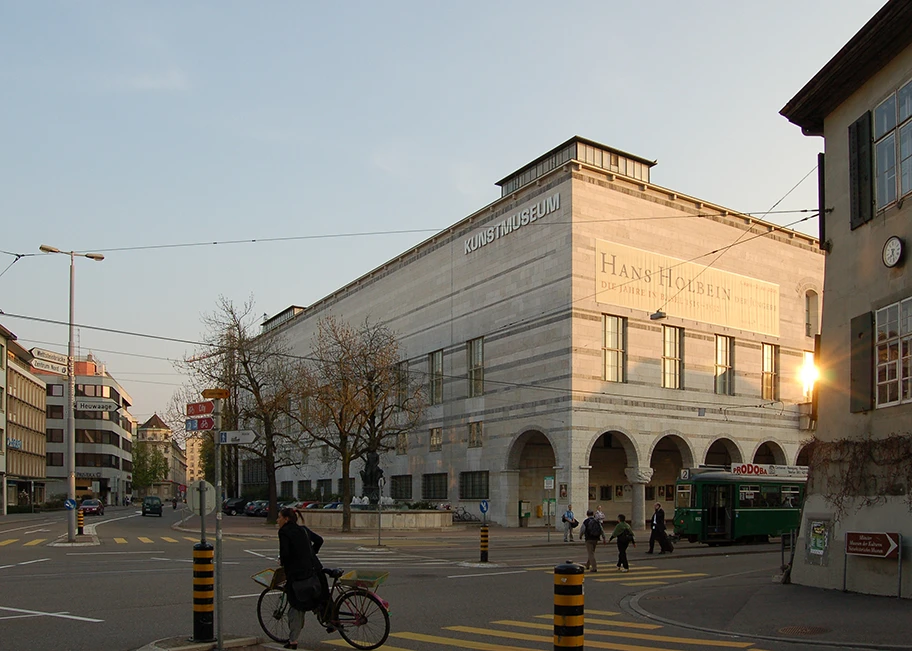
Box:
xmin=731 ymin=464 xmax=808 ymax=478
xmin=185 ymin=417 xmax=215 ymax=432
xmin=845 ymin=531 xmax=900 ymax=559
xmin=186 ymin=401 xmax=214 ymax=417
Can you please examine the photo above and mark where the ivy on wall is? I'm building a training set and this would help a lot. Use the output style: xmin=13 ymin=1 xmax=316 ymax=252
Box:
xmin=806 ymin=433 xmax=912 ymax=516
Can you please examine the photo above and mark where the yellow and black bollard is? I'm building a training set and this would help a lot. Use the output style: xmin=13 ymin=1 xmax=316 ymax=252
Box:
xmin=77 ymin=509 xmax=84 ymax=536
xmin=480 ymin=525 xmax=489 ymax=562
xmin=553 ymin=561 xmax=584 ymax=651
xmin=192 ymin=542 xmax=215 ymax=642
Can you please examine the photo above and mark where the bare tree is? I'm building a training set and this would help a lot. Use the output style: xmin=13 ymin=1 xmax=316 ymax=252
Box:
xmin=177 ymin=296 xmax=306 ymax=523
xmin=287 ymin=315 xmax=426 ymax=532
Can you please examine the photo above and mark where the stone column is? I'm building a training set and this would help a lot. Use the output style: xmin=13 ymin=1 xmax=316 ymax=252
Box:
xmin=625 ymin=467 xmax=654 ymax=532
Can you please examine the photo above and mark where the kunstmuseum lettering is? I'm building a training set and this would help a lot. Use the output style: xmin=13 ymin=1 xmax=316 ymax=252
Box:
xmin=464 ymin=192 xmax=560 ymax=254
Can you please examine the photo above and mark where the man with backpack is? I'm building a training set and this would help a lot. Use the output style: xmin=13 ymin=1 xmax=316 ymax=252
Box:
xmin=581 ymin=509 xmax=607 ymax=572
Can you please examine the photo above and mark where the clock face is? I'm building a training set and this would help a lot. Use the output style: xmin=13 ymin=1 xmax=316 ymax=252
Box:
xmin=883 ymin=236 xmax=903 ymax=268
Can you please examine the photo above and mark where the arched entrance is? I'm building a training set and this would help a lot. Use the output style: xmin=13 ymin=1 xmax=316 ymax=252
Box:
xmin=704 ymin=438 xmax=743 ymax=467
xmin=507 ymin=429 xmax=556 ymax=527
xmin=649 ymin=434 xmax=694 ymax=508
xmin=752 ymin=441 xmax=787 ymax=465
xmin=586 ymin=430 xmax=636 ymax=510
xmin=796 ymin=445 xmax=811 ymax=466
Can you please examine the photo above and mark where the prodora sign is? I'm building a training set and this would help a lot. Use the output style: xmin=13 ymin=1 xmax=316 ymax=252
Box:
xmin=731 ymin=464 xmax=808 ymax=478
xmin=463 ymin=192 xmax=561 ymax=255
xmin=594 ymin=240 xmax=780 ymax=336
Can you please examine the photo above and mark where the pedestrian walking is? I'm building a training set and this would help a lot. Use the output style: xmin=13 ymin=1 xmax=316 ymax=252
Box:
xmin=277 ymin=507 xmax=328 ymax=649
xmin=646 ymin=502 xmax=669 ymax=554
xmin=594 ymin=505 xmax=606 ymax=525
xmin=581 ymin=510 xmax=607 ymax=572
xmin=607 ymin=513 xmax=636 ymax=571
xmin=561 ymin=504 xmax=576 ymax=542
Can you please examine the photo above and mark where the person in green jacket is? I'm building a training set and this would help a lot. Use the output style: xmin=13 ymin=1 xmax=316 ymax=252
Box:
xmin=607 ymin=513 xmax=636 ymax=572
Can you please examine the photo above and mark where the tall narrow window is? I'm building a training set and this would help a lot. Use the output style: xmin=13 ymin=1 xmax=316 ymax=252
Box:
xmin=762 ymin=343 xmax=780 ymax=400
xmin=714 ymin=335 xmax=734 ymax=395
xmin=873 ymin=79 xmax=912 ymax=210
xmin=876 ymin=297 xmax=912 ymax=407
xmin=467 ymin=337 xmax=484 ymax=397
xmin=429 ymin=427 xmax=442 ymax=452
xmin=428 ymin=350 xmax=443 ymax=405
xmin=805 ymin=291 xmax=819 ymax=337
xmin=468 ymin=421 xmax=483 ymax=448
xmin=603 ymin=315 xmax=626 ymax=382
xmin=396 ymin=432 xmax=408 ymax=455
xmin=396 ymin=360 xmax=409 ymax=407
xmin=662 ymin=326 xmax=683 ymax=389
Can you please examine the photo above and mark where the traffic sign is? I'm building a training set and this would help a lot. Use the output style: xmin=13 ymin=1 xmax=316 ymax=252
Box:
xmin=202 ymin=388 xmax=229 ymax=400
xmin=544 ymin=476 xmax=555 ymax=490
xmin=479 ymin=500 xmax=489 ymax=514
xmin=189 ymin=480 xmax=216 ymax=516
xmin=64 ymin=498 xmax=77 ymax=510
xmin=219 ymin=430 xmax=256 ymax=445
xmin=846 ymin=531 xmax=900 ymax=559
xmin=31 ymin=358 xmax=68 ymax=375
xmin=76 ymin=399 xmax=119 ymax=412
xmin=185 ymin=417 xmax=215 ymax=432
xmin=186 ymin=401 xmax=214 ymax=417
xmin=30 ymin=347 xmax=68 ymax=365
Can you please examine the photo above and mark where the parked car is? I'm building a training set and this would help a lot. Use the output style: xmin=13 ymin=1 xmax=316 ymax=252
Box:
xmin=79 ymin=499 xmax=105 ymax=516
xmin=245 ymin=500 xmax=267 ymax=517
xmin=142 ymin=496 xmax=163 ymax=517
xmin=322 ymin=501 xmax=342 ymax=509
xmin=222 ymin=498 xmax=248 ymax=516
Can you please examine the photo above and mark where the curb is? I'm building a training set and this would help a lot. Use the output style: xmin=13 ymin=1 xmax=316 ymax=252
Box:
xmin=133 ymin=635 xmax=261 ymax=651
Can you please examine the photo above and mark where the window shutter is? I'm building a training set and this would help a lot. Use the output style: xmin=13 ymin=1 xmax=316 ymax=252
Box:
xmin=848 ymin=112 xmax=872 ymax=230
xmin=849 ymin=312 xmax=873 ymax=413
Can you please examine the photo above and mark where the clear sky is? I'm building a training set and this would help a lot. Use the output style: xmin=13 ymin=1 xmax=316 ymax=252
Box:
xmin=0 ymin=1 xmax=886 ymax=425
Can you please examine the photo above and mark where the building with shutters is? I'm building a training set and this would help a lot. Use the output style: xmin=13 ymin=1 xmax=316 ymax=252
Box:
xmin=781 ymin=0 xmax=912 ymax=597
xmin=257 ymin=135 xmax=824 ymax=530
xmin=136 ymin=414 xmax=187 ymax=501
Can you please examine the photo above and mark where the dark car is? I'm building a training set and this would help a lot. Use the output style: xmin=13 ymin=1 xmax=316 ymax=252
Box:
xmin=142 ymin=496 xmax=163 ymax=517
xmin=245 ymin=500 xmax=267 ymax=517
xmin=79 ymin=499 xmax=105 ymax=516
xmin=223 ymin=498 xmax=248 ymax=516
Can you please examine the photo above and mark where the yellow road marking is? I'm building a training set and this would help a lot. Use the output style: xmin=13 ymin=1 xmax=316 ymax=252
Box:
xmin=114 ymin=538 xmax=127 ymax=544
xmin=162 ymin=537 xmax=178 ymax=543
xmin=595 ymin=572 xmax=708 ymax=582
xmin=24 ymin=539 xmax=46 ymax=546
xmin=138 ymin=537 xmax=154 ymax=544
xmin=0 ymin=539 xmax=19 ymax=546
xmin=533 ymin=614 xmax=661 ymax=630
xmin=393 ymin=632 xmax=532 ymax=651
xmin=490 ymin=620 xmax=754 ymax=647
xmin=183 ymin=537 xmax=198 ymax=542
xmin=225 ymin=537 xmax=246 ymax=542
xmin=579 ymin=610 xmax=620 ymax=616
xmin=620 ymin=581 xmax=669 ymax=586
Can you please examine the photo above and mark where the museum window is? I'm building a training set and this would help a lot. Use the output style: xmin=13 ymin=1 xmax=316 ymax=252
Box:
xmin=662 ymin=326 xmax=683 ymax=389
xmin=281 ymin=481 xmax=293 ymax=498
xmin=875 ymin=297 xmax=912 ymax=407
xmin=297 ymin=480 xmax=308 ymax=497
xmin=396 ymin=360 xmax=409 ymax=408
xmin=396 ymin=432 xmax=408 ymax=455
xmin=874 ymin=79 xmax=912 ymax=210
xmin=468 ymin=421 xmax=483 ymax=448
xmin=337 ymin=478 xmax=354 ymax=496
xmin=429 ymin=427 xmax=442 ymax=452
xmin=805 ymin=291 xmax=819 ymax=337
xmin=603 ymin=315 xmax=626 ymax=382
xmin=316 ymin=479 xmax=333 ymax=498
xmin=428 ymin=350 xmax=443 ymax=405
xmin=459 ymin=471 xmax=489 ymax=500
xmin=467 ymin=337 xmax=484 ymax=397
xmin=714 ymin=335 xmax=734 ymax=395
xmin=421 ymin=472 xmax=448 ymax=500
xmin=390 ymin=474 xmax=412 ymax=500
xmin=762 ymin=343 xmax=780 ymax=400
xmin=47 ymin=404 xmax=63 ymax=419
xmin=47 ymin=452 xmax=63 ymax=466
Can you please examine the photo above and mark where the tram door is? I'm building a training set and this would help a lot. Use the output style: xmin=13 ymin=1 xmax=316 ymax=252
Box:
xmin=702 ymin=483 xmax=734 ymax=541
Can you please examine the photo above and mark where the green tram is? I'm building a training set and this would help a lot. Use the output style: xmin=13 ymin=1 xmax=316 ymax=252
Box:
xmin=673 ymin=465 xmax=807 ymax=544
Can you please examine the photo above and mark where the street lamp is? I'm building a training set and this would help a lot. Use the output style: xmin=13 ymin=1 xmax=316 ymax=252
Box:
xmin=39 ymin=244 xmax=104 ymax=543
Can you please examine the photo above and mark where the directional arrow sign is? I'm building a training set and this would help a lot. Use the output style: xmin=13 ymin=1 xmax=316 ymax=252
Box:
xmin=185 ymin=417 xmax=215 ymax=432
xmin=31 ymin=358 xmax=68 ymax=375
xmin=186 ymin=401 xmax=214 ymax=417
xmin=30 ymin=347 xmax=68 ymax=365
xmin=76 ymin=399 xmax=120 ymax=413
xmin=845 ymin=531 xmax=900 ymax=559
xmin=219 ymin=430 xmax=256 ymax=445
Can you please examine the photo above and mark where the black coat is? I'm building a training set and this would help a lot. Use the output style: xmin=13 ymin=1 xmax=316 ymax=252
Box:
xmin=651 ymin=507 xmax=666 ymax=533
xmin=279 ymin=520 xmax=323 ymax=583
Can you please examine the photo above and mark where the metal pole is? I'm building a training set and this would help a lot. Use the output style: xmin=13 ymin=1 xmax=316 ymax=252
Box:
xmin=377 ymin=476 xmax=385 ymax=547
xmin=199 ymin=481 xmax=207 ymax=544
xmin=214 ymin=399 xmax=223 ymax=651
xmin=66 ymin=251 xmax=77 ymax=543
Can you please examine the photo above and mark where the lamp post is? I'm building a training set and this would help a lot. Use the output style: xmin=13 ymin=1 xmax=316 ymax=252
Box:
xmin=39 ymin=244 xmax=104 ymax=543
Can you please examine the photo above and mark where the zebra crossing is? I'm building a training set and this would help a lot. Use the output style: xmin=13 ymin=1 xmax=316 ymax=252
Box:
xmin=524 ymin=564 xmax=709 ymax=587
xmin=316 ymin=610 xmax=767 ymax=651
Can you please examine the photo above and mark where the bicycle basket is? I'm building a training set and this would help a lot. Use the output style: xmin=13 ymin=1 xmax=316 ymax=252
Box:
xmin=339 ymin=569 xmax=389 ymax=590
xmin=252 ymin=567 xmax=286 ymax=589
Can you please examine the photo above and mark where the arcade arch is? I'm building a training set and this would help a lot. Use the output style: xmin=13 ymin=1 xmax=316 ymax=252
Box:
xmin=752 ymin=441 xmax=787 ymax=465
xmin=507 ymin=429 xmax=556 ymax=527
xmin=704 ymin=437 xmax=744 ymax=466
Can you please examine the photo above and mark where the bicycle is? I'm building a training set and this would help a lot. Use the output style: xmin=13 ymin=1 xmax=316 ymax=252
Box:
xmin=254 ymin=566 xmax=391 ymax=650
xmin=452 ymin=506 xmax=480 ymax=522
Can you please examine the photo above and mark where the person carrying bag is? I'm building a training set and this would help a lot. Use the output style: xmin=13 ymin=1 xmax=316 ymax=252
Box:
xmin=607 ymin=513 xmax=636 ymax=572
xmin=277 ymin=507 xmax=328 ymax=649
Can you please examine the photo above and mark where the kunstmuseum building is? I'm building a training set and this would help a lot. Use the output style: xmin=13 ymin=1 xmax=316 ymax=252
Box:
xmin=262 ymin=136 xmax=825 ymax=529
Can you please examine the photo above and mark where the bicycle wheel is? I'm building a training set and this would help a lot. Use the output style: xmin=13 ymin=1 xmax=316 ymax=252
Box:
xmin=333 ymin=589 xmax=390 ymax=650
xmin=257 ymin=588 xmax=291 ymax=643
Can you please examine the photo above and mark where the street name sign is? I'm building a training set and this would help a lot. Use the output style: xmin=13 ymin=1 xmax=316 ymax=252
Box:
xmin=30 ymin=347 xmax=68 ymax=365
xmin=76 ymin=399 xmax=119 ymax=412
xmin=31 ymin=358 xmax=68 ymax=375
xmin=220 ymin=430 xmax=256 ymax=445
xmin=186 ymin=401 xmax=214 ymax=417
xmin=846 ymin=531 xmax=900 ymax=559
xmin=185 ymin=417 xmax=215 ymax=432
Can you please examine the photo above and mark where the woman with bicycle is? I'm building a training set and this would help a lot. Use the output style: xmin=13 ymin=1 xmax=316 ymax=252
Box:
xmin=277 ymin=507 xmax=327 ymax=649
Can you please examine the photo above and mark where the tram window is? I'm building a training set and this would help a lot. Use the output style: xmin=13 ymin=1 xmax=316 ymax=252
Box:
xmin=759 ymin=484 xmax=779 ymax=506
xmin=739 ymin=485 xmax=760 ymax=507
xmin=675 ymin=485 xmax=693 ymax=508
xmin=780 ymin=486 xmax=800 ymax=507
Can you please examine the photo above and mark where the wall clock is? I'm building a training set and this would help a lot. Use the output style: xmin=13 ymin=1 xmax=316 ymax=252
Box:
xmin=883 ymin=236 xmax=904 ymax=268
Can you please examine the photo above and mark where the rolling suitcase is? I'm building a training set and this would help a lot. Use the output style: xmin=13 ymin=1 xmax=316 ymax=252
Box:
xmin=659 ymin=531 xmax=675 ymax=553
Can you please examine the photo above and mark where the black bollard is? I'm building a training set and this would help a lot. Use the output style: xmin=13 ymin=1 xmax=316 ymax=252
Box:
xmin=191 ymin=541 xmax=215 ymax=642
xmin=480 ymin=525 xmax=489 ymax=563
xmin=553 ymin=561 xmax=584 ymax=651
xmin=77 ymin=509 xmax=85 ymax=536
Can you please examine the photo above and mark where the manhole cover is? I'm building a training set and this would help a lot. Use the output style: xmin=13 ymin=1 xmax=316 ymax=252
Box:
xmin=642 ymin=595 xmax=683 ymax=601
xmin=777 ymin=625 xmax=830 ymax=636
